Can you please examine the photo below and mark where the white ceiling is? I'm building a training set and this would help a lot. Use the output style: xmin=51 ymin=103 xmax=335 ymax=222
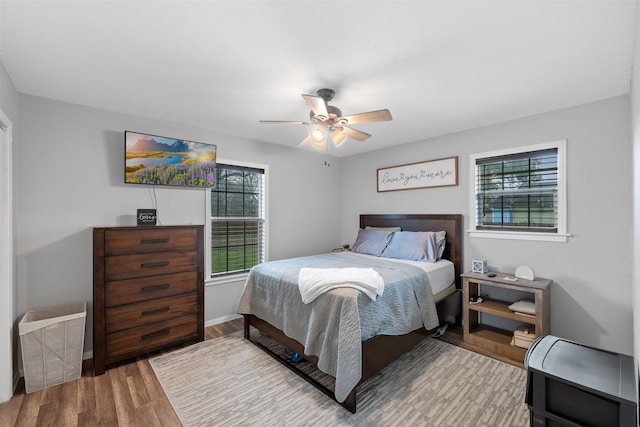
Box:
xmin=0 ymin=1 xmax=637 ymax=157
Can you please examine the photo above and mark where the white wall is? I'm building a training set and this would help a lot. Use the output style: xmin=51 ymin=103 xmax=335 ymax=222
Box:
xmin=15 ymin=94 xmax=342 ymax=354
xmin=0 ymin=63 xmax=19 ymax=123
xmin=341 ymin=96 xmax=634 ymax=355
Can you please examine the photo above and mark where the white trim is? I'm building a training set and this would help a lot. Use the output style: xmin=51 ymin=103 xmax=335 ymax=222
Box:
xmin=206 ymin=272 xmax=249 ymax=287
xmin=468 ymin=139 xmax=568 ymax=242
xmin=204 ymin=187 xmax=212 ymax=277
xmin=204 ymin=314 xmax=242 ymax=328
xmin=467 ymin=229 xmax=571 ymax=243
xmin=205 ymin=158 xmax=269 ymax=279
xmin=0 ymin=110 xmax=14 ymax=403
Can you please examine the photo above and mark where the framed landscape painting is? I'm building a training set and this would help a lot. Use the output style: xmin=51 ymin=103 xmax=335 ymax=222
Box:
xmin=125 ymin=131 xmax=217 ymax=188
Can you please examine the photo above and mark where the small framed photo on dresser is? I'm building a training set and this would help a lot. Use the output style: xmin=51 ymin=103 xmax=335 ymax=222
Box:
xmin=136 ymin=209 xmax=157 ymax=226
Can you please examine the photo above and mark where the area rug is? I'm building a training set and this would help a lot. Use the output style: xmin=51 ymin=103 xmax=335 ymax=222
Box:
xmin=150 ymin=332 xmax=529 ymax=426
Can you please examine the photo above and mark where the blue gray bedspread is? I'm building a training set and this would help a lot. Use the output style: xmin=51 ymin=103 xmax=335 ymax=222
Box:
xmin=237 ymin=252 xmax=439 ymax=402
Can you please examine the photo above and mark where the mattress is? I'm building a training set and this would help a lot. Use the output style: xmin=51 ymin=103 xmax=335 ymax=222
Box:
xmin=348 ymin=252 xmax=455 ymax=296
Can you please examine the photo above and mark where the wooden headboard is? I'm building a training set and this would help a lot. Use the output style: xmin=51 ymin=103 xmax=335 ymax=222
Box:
xmin=359 ymin=214 xmax=463 ymax=288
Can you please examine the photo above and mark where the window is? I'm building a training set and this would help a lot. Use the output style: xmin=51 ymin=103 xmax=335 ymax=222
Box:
xmin=469 ymin=140 xmax=568 ymax=242
xmin=209 ymin=162 xmax=266 ymax=277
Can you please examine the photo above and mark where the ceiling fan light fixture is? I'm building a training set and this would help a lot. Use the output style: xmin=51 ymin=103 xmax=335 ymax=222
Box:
xmin=260 ymin=87 xmax=392 ymax=150
xmin=311 ymin=127 xmax=325 ymax=142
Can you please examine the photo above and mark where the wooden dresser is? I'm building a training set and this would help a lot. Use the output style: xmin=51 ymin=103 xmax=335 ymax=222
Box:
xmin=93 ymin=225 xmax=204 ymax=375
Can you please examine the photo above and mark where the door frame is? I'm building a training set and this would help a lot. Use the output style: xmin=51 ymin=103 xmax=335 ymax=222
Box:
xmin=0 ymin=108 xmax=14 ymax=403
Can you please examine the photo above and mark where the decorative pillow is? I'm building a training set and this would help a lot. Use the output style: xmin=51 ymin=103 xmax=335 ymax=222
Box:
xmin=382 ymin=231 xmax=443 ymax=262
xmin=365 ymin=226 xmax=402 ymax=232
xmin=351 ymin=229 xmax=393 ymax=256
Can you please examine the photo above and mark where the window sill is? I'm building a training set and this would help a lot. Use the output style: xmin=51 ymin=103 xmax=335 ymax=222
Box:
xmin=206 ymin=272 xmax=249 ymax=287
xmin=467 ymin=229 xmax=571 ymax=243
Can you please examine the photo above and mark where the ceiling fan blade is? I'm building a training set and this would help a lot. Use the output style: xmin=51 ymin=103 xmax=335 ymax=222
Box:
xmin=340 ymin=126 xmax=371 ymax=142
xmin=299 ymin=133 xmax=315 ymax=147
xmin=299 ymin=129 xmax=325 ymax=150
xmin=259 ymin=120 xmax=311 ymax=124
xmin=302 ymin=94 xmax=329 ymax=119
xmin=341 ymin=109 xmax=392 ymax=124
xmin=330 ymin=128 xmax=348 ymax=147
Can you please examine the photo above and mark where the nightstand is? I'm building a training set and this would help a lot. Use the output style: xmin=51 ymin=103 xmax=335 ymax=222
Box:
xmin=461 ymin=271 xmax=551 ymax=366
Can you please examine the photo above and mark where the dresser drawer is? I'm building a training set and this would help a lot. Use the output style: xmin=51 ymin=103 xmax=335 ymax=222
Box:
xmin=106 ymin=293 xmax=197 ymax=333
xmin=105 ymin=228 xmax=198 ymax=255
xmin=105 ymin=250 xmax=198 ymax=281
xmin=105 ymin=271 xmax=198 ymax=307
xmin=106 ymin=315 xmax=198 ymax=362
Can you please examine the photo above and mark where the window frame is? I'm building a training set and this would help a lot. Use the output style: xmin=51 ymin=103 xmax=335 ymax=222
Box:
xmin=468 ymin=140 xmax=569 ymax=242
xmin=205 ymin=158 xmax=269 ymax=285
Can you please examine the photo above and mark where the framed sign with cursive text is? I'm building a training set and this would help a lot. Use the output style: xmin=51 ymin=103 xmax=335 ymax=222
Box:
xmin=377 ymin=156 xmax=458 ymax=192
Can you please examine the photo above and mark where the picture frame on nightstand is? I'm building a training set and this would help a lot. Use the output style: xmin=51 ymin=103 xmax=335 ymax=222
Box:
xmin=471 ymin=259 xmax=487 ymax=274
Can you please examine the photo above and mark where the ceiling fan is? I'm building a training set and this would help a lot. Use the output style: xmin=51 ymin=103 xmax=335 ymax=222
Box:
xmin=259 ymin=88 xmax=392 ymax=149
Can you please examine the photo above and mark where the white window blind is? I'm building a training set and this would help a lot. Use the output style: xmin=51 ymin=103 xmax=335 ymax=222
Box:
xmin=210 ymin=164 xmax=265 ymax=276
xmin=469 ymin=140 xmax=568 ymax=242
xmin=475 ymin=148 xmax=558 ymax=232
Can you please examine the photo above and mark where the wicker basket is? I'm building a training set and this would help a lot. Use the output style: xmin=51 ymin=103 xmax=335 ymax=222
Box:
xmin=19 ymin=302 xmax=86 ymax=393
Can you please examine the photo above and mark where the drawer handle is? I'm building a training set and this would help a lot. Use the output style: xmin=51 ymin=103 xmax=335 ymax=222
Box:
xmin=141 ymin=284 xmax=170 ymax=293
xmin=141 ymin=238 xmax=170 ymax=244
xmin=141 ymin=306 xmax=170 ymax=316
xmin=141 ymin=329 xmax=170 ymax=341
xmin=141 ymin=261 xmax=170 ymax=268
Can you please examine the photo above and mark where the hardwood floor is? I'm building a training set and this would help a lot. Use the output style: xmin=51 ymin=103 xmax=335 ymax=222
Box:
xmin=0 ymin=319 xmax=467 ymax=426
xmin=0 ymin=318 xmax=244 ymax=427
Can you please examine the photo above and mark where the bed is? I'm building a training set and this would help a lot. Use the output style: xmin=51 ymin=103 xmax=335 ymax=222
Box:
xmin=238 ymin=214 xmax=463 ymax=413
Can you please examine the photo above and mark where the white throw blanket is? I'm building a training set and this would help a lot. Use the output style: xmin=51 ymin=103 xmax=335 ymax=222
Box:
xmin=298 ymin=267 xmax=385 ymax=304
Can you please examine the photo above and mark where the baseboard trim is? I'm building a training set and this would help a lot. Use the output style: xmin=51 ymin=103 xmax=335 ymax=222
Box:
xmin=205 ymin=314 xmax=242 ymax=328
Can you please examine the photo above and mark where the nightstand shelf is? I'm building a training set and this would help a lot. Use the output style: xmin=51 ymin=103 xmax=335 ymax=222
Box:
xmin=468 ymin=298 xmax=538 ymax=324
xmin=462 ymin=272 xmax=551 ymax=366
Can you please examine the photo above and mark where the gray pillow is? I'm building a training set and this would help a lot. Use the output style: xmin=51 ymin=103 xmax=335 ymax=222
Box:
xmin=434 ymin=230 xmax=447 ymax=259
xmin=351 ymin=229 xmax=393 ymax=256
xmin=382 ymin=231 xmax=445 ymax=262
